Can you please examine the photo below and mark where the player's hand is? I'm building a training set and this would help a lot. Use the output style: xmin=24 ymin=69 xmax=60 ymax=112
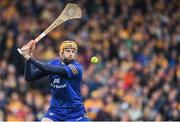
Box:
xmin=20 ymin=40 xmax=36 ymax=60
xmin=21 ymin=46 xmax=31 ymax=60
xmin=29 ymin=40 xmax=36 ymax=57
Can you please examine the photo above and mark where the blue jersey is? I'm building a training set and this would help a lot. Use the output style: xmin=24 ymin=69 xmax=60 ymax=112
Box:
xmin=47 ymin=59 xmax=86 ymax=119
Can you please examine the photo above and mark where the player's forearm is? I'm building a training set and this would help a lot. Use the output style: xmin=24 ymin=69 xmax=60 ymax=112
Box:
xmin=29 ymin=57 xmax=68 ymax=76
xmin=25 ymin=60 xmax=48 ymax=81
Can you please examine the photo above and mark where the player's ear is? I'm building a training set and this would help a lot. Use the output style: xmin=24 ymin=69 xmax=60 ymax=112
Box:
xmin=59 ymin=51 xmax=63 ymax=55
xmin=59 ymin=52 xmax=63 ymax=58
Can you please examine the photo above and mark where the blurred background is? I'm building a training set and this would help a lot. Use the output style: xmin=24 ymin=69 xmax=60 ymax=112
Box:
xmin=0 ymin=0 xmax=180 ymax=121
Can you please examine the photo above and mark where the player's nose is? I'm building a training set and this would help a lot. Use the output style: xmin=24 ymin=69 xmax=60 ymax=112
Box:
xmin=69 ymin=52 xmax=73 ymax=57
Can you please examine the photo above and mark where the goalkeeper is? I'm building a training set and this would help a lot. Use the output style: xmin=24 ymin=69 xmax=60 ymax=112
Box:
xmin=20 ymin=40 xmax=90 ymax=122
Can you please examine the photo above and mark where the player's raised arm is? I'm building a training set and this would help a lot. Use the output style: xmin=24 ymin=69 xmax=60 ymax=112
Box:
xmin=28 ymin=57 xmax=68 ymax=76
xmin=24 ymin=60 xmax=48 ymax=81
xmin=20 ymin=40 xmax=68 ymax=76
xmin=20 ymin=40 xmax=48 ymax=81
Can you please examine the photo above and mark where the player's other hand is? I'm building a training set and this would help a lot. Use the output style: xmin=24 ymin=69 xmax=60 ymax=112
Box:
xmin=29 ymin=40 xmax=36 ymax=57
xmin=21 ymin=40 xmax=36 ymax=60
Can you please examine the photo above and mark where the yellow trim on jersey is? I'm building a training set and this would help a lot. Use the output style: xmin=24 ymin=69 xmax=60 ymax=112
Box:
xmin=68 ymin=64 xmax=78 ymax=75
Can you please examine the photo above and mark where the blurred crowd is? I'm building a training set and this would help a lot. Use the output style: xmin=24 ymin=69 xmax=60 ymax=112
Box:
xmin=0 ymin=0 xmax=180 ymax=121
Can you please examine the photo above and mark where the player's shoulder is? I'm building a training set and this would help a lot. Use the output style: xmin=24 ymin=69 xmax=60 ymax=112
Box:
xmin=68 ymin=61 xmax=83 ymax=75
xmin=48 ymin=58 xmax=60 ymax=65
xmin=69 ymin=61 xmax=83 ymax=72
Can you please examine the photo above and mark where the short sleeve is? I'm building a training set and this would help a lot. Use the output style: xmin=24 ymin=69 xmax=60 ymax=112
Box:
xmin=64 ymin=64 xmax=82 ymax=78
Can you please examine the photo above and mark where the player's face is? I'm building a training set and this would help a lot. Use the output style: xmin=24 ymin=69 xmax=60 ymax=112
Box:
xmin=60 ymin=48 xmax=77 ymax=61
